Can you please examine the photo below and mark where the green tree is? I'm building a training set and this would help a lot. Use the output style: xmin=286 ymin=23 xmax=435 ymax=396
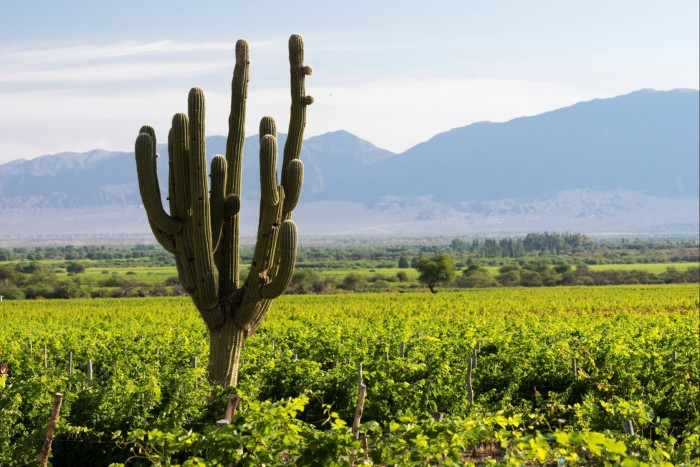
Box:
xmin=339 ymin=273 xmax=367 ymax=292
xmin=496 ymin=264 xmax=521 ymax=287
xmin=65 ymin=261 xmax=86 ymax=274
xmin=416 ymin=254 xmax=455 ymax=293
xmin=457 ymin=264 xmax=497 ymax=288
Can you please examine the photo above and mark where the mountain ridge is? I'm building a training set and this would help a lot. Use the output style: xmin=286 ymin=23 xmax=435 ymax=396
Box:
xmin=0 ymin=88 xmax=697 ymax=236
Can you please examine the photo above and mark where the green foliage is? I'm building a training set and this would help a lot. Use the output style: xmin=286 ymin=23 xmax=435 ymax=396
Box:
xmin=0 ymin=286 xmax=698 ymax=464
xmin=456 ymin=264 xmax=497 ymax=288
xmin=65 ymin=261 xmax=86 ymax=274
xmin=415 ymin=253 xmax=455 ymax=292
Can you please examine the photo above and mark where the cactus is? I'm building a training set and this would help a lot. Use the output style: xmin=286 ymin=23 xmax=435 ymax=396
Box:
xmin=134 ymin=35 xmax=312 ymax=386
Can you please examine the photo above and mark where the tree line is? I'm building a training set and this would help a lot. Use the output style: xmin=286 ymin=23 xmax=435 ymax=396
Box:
xmin=415 ymin=253 xmax=699 ymax=292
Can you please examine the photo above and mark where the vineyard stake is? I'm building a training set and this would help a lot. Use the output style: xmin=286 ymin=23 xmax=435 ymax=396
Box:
xmin=350 ymin=382 xmax=367 ymax=465
xmin=358 ymin=362 xmax=363 ymax=392
xmin=571 ymin=357 xmax=578 ymax=381
xmin=38 ymin=392 xmax=63 ymax=467
xmin=401 ymin=341 xmax=406 ymax=358
xmin=472 ymin=347 xmax=478 ymax=369
xmin=620 ymin=416 xmax=635 ymax=436
xmin=191 ymin=356 xmax=198 ymax=389
xmin=68 ymin=352 xmax=73 ymax=391
xmin=87 ymin=359 xmax=93 ymax=385
xmin=43 ymin=345 xmax=47 ymax=367
xmin=466 ymin=357 xmax=474 ymax=404
xmin=216 ymin=394 xmax=242 ymax=427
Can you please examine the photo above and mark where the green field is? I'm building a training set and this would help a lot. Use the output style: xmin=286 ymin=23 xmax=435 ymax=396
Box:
xmin=49 ymin=261 xmax=698 ymax=284
xmin=1 ymin=284 xmax=698 ymax=465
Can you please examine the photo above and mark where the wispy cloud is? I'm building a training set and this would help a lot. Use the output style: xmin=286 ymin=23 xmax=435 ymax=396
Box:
xmin=0 ymin=40 xmax=270 ymax=63
xmin=0 ymin=40 xmax=280 ymax=88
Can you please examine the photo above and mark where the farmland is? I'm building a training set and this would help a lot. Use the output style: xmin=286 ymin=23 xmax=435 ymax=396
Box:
xmin=1 ymin=285 xmax=698 ymax=465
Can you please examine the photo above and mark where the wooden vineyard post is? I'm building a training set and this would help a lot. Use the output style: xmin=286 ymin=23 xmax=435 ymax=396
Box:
xmin=87 ymin=359 xmax=93 ymax=385
xmin=571 ymin=357 xmax=578 ymax=381
xmin=351 ymin=363 xmax=367 ymax=465
xmin=352 ymin=383 xmax=367 ymax=440
xmin=620 ymin=416 xmax=635 ymax=436
xmin=466 ymin=356 xmax=474 ymax=404
xmin=216 ymin=394 xmax=242 ymax=427
xmin=191 ymin=356 xmax=198 ymax=389
xmin=400 ymin=341 xmax=406 ymax=358
xmin=43 ymin=345 xmax=47 ymax=367
xmin=68 ymin=351 xmax=73 ymax=391
xmin=38 ymin=392 xmax=63 ymax=467
xmin=357 ymin=362 xmax=363 ymax=392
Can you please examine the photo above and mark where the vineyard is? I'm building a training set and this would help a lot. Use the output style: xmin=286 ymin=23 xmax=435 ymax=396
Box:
xmin=1 ymin=285 xmax=698 ymax=465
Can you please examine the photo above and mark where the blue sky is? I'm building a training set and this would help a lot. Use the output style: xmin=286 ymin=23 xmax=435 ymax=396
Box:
xmin=1 ymin=0 xmax=697 ymax=163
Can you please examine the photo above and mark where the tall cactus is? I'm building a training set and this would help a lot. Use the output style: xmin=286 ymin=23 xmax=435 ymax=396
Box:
xmin=134 ymin=35 xmax=312 ymax=386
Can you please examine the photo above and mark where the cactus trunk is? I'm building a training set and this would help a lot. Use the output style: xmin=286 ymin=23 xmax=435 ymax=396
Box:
xmin=135 ymin=35 xmax=312 ymax=386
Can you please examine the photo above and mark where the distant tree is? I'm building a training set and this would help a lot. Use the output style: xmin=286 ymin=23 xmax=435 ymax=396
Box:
xmin=164 ymin=276 xmax=181 ymax=286
xmin=450 ymin=238 xmax=468 ymax=252
xmin=396 ymin=271 xmax=409 ymax=282
xmin=457 ymin=264 xmax=497 ymax=288
xmin=65 ymin=261 xmax=86 ymax=274
xmin=290 ymin=270 xmax=326 ymax=294
xmin=398 ymin=256 xmax=410 ymax=268
xmin=496 ymin=264 xmax=521 ymax=287
xmin=339 ymin=273 xmax=367 ymax=292
xmin=416 ymin=254 xmax=455 ymax=293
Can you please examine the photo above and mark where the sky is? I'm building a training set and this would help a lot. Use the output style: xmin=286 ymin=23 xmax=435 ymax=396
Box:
xmin=0 ymin=1 xmax=698 ymax=164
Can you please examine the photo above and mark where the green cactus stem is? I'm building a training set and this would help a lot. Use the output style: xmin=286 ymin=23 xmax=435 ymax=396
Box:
xmin=135 ymin=35 xmax=312 ymax=386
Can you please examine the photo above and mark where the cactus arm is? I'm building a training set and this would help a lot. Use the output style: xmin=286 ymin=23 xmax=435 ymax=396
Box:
xmin=225 ymin=39 xmax=249 ymax=198
xmin=165 ymin=113 xmax=198 ymax=292
xmin=210 ymin=155 xmax=227 ymax=253
xmin=261 ymin=220 xmax=297 ymax=299
xmin=134 ymin=133 xmax=183 ymax=235
xmin=187 ymin=87 xmax=221 ymax=326
xmin=147 ymin=219 xmax=177 ymax=254
xmin=280 ymin=34 xmax=313 ymax=216
xmin=259 ymin=116 xmax=276 ymax=141
xmin=169 ymin=113 xmax=192 ymax=221
xmin=219 ymin=40 xmax=250 ymax=296
xmin=259 ymin=135 xmax=280 ymax=206
xmin=282 ymin=160 xmax=304 ymax=214
xmin=225 ymin=195 xmax=240 ymax=218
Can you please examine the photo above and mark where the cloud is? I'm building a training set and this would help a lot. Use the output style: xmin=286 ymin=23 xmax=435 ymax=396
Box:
xmin=0 ymin=40 xmax=280 ymax=89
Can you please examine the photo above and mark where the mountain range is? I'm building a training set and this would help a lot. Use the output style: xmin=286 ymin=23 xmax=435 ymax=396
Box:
xmin=0 ymin=88 xmax=698 ymax=238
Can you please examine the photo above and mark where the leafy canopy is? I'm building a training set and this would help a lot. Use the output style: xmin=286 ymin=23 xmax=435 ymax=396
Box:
xmin=415 ymin=253 xmax=455 ymax=293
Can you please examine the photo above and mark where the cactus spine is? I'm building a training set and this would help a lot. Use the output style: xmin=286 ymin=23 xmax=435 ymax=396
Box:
xmin=135 ymin=35 xmax=312 ymax=386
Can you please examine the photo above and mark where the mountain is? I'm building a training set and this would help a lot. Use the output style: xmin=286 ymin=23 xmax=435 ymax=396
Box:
xmin=366 ymin=88 xmax=698 ymax=203
xmin=0 ymin=89 xmax=697 ymax=238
